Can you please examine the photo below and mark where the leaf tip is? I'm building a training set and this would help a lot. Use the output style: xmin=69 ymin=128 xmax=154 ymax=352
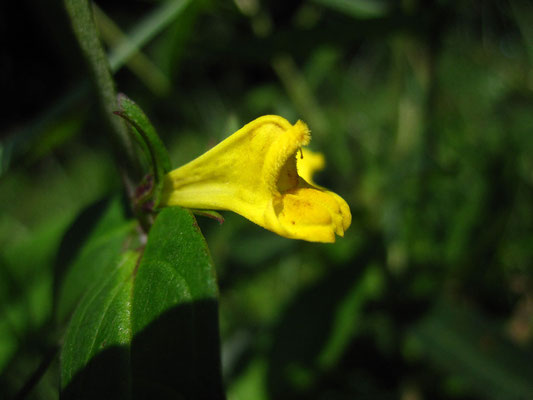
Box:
xmin=116 ymin=92 xmax=129 ymax=105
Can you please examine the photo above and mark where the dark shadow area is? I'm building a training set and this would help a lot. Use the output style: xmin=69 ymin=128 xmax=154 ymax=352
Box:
xmin=1 ymin=0 xmax=84 ymax=138
xmin=266 ymin=231 xmax=387 ymax=399
xmin=61 ymin=298 xmax=225 ymax=400
xmin=0 ymin=336 xmax=58 ymax=400
xmin=61 ymin=345 xmax=132 ymax=400
xmin=132 ymin=298 xmax=225 ymax=400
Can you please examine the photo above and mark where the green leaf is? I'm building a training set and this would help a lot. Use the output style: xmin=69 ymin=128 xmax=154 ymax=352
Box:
xmin=191 ymin=209 xmax=225 ymax=224
xmin=227 ymin=358 xmax=269 ymax=400
xmin=115 ymin=94 xmax=172 ymax=208
xmin=61 ymin=250 xmax=138 ymax=400
xmin=107 ymin=0 xmax=193 ymax=73
xmin=61 ymin=206 xmax=224 ymax=399
xmin=55 ymin=197 xmax=136 ymax=323
xmin=131 ymin=206 xmax=223 ymax=399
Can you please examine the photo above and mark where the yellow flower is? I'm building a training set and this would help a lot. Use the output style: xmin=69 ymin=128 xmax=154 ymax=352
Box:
xmin=297 ymin=148 xmax=325 ymax=185
xmin=160 ymin=115 xmax=351 ymax=243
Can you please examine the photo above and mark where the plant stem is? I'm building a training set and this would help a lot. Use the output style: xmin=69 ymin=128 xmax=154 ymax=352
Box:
xmin=64 ymin=0 xmax=138 ymax=178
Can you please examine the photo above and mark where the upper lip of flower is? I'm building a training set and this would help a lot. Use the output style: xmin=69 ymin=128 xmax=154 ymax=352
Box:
xmin=263 ymin=118 xmax=310 ymax=194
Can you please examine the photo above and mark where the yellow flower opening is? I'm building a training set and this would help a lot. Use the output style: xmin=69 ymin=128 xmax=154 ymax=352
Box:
xmin=160 ymin=115 xmax=351 ymax=243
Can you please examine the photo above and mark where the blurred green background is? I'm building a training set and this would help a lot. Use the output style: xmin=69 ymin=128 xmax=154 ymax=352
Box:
xmin=2 ymin=0 xmax=533 ymax=398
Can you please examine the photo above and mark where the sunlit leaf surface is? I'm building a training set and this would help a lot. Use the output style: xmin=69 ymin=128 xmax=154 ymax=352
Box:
xmin=61 ymin=207 xmax=223 ymax=399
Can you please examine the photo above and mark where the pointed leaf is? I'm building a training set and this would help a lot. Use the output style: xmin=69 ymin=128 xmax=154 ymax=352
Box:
xmin=60 ymin=206 xmax=224 ymax=399
xmin=55 ymin=197 xmax=136 ymax=323
xmin=131 ymin=206 xmax=223 ymax=399
xmin=61 ymin=250 xmax=138 ymax=399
